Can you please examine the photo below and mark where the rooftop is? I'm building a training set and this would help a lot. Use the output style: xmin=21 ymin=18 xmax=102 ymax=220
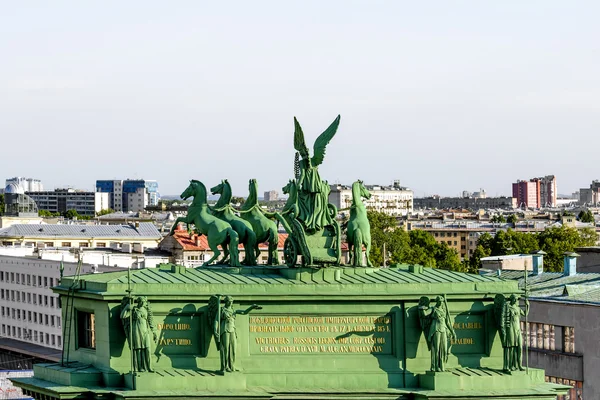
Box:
xmin=489 ymin=270 xmax=600 ymax=304
xmin=0 ymin=223 xmax=161 ymax=239
xmin=57 ymin=263 xmax=516 ymax=300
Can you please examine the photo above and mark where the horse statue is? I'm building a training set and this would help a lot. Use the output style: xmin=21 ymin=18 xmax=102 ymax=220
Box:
xmin=346 ymin=180 xmax=373 ymax=267
xmin=240 ymin=179 xmax=279 ymax=265
xmin=210 ymin=179 xmax=258 ymax=265
xmin=169 ymin=180 xmax=240 ymax=267
xmin=275 ymin=179 xmax=299 ymax=233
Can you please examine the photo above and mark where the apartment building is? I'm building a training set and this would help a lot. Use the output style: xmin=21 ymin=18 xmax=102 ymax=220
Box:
xmin=512 ymin=175 xmax=557 ymax=208
xmin=96 ymin=179 xmax=159 ymax=212
xmin=27 ymin=189 xmax=109 ymax=217
xmin=406 ymin=220 xmax=549 ymax=259
xmin=0 ymin=256 xmax=120 ymax=367
xmin=329 ymin=181 xmax=413 ymax=216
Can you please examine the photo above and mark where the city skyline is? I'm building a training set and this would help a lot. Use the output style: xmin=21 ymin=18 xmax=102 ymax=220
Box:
xmin=1 ymin=2 xmax=599 ymax=196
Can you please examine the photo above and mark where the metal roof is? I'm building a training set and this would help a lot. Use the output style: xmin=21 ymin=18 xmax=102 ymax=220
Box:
xmin=57 ymin=263 xmax=517 ymax=300
xmin=0 ymin=223 xmax=161 ymax=239
xmin=487 ymin=269 xmax=600 ymax=304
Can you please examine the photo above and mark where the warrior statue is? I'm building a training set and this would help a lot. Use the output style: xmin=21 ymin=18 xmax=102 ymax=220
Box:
xmin=293 ymin=115 xmax=340 ymax=233
xmin=418 ymin=295 xmax=456 ymax=372
xmin=208 ymin=295 xmax=261 ymax=373
xmin=494 ymin=294 xmax=529 ymax=372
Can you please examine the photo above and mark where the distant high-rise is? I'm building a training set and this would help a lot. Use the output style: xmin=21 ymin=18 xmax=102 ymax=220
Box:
xmin=263 ymin=190 xmax=278 ymax=202
xmin=512 ymin=175 xmax=557 ymax=208
xmin=96 ymin=179 xmax=159 ymax=212
xmin=5 ymin=177 xmax=43 ymax=192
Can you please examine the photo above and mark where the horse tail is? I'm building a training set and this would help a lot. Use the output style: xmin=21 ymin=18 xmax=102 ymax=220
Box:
xmin=227 ymin=228 xmax=240 ymax=266
xmin=353 ymin=229 xmax=363 ymax=267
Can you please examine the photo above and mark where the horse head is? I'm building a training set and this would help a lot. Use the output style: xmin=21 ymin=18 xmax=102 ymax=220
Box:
xmin=181 ymin=180 xmax=206 ymax=202
xmin=181 ymin=180 xmax=197 ymax=200
xmin=210 ymin=180 xmax=227 ymax=196
xmin=354 ymin=180 xmax=371 ymax=200
xmin=282 ymin=179 xmax=296 ymax=195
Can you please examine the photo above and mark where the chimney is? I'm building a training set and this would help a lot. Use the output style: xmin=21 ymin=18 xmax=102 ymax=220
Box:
xmin=563 ymin=252 xmax=580 ymax=276
xmin=195 ymin=235 xmax=201 ymax=247
xmin=530 ymin=250 xmax=547 ymax=275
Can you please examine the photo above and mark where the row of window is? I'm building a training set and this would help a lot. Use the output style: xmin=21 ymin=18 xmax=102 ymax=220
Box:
xmin=545 ymin=376 xmax=583 ymax=400
xmin=0 ymin=271 xmax=58 ymax=287
xmin=522 ymin=322 xmax=575 ymax=353
xmin=1 ymin=306 xmax=61 ymax=327
xmin=1 ymin=324 xmax=61 ymax=347
xmin=1 ymin=290 xmax=60 ymax=308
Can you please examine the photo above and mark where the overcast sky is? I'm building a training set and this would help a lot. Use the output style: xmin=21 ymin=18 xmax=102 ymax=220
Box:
xmin=1 ymin=1 xmax=598 ymax=197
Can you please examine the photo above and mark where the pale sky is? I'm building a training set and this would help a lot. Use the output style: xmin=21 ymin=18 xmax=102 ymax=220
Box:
xmin=1 ymin=1 xmax=598 ymax=198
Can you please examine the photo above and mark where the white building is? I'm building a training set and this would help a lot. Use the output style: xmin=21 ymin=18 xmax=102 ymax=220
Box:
xmin=0 ymin=255 xmax=121 ymax=358
xmin=329 ymin=181 xmax=414 ymax=216
xmin=263 ymin=190 xmax=279 ymax=202
xmin=26 ymin=189 xmax=109 ymax=217
xmin=0 ymin=223 xmax=162 ymax=250
xmin=5 ymin=177 xmax=43 ymax=193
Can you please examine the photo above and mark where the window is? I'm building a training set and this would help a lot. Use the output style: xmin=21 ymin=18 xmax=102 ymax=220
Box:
xmin=564 ymin=326 xmax=575 ymax=353
xmin=79 ymin=242 xmax=89 ymax=248
xmin=44 ymin=277 xmax=48 ymax=287
xmin=96 ymin=242 xmax=106 ymax=248
xmin=61 ymin=242 xmax=72 ymax=247
xmin=77 ymin=311 xmax=96 ymax=349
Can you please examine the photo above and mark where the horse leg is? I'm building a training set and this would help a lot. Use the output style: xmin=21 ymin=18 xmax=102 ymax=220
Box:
xmin=365 ymin=231 xmax=373 ymax=267
xmin=243 ymin=229 xmax=257 ymax=265
xmin=203 ymin=241 xmax=221 ymax=266
xmin=227 ymin=228 xmax=240 ymax=267
xmin=268 ymin=227 xmax=279 ymax=265
xmin=354 ymin=230 xmax=364 ymax=267
xmin=218 ymin=243 xmax=230 ymax=264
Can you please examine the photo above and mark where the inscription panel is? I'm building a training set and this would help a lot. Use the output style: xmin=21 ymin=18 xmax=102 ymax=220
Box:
xmin=155 ymin=315 xmax=200 ymax=355
xmin=450 ymin=313 xmax=485 ymax=354
xmin=249 ymin=315 xmax=393 ymax=355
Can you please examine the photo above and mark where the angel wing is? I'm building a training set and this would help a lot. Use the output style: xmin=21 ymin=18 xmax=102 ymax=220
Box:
xmin=208 ymin=295 xmax=221 ymax=350
xmin=311 ymin=114 xmax=341 ymax=167
xmin=293 ymin=117 xmax=310 ymax=160
xmin=417 ymin=296 xmax=432 ymax=350
xmin=493 ymin=294 xmax=507 ymax=344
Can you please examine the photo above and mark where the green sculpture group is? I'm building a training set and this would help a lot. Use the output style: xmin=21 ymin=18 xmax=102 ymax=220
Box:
xmin=169 ymin=115 xmax=374 ymax=268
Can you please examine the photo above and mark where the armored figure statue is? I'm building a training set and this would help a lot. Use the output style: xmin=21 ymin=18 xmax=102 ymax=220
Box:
xmin=494 ymin=294 xmax=529 ymax=372
xmin=418 ymin=295 xmax=456 ymax=372
xmin=208 ymin=295 xmax=261 ymax=373
xmin=293 ymin=115 xmax=340 ymax=233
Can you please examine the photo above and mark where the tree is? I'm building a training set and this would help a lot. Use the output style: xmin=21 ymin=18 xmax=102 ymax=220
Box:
xmin=469 ymin=245 xmax=492 ymax=273
xmin=537 ymin=226 xmax=598 ymax=272
xmin=230 ymin=196 xmax=246 ymax=206
xmin=491 ymin=214 xmax=506 ymax=223
xmin=578 ymin=209 xmax=595 ymax=223
xmin=507 ymin=214 xmax=518 ymax=225
xmin=366 ymin=210 xmax=463 ymax=271
xmin=64 ymin=209 xmax=80 ymax=219
xmin=39 ymin=210 xmax=60 ymax=217
xmin=0 ymin=194 xmax=4 ymax=214
xmin=97 ymin=208 xmax=115 ymax=216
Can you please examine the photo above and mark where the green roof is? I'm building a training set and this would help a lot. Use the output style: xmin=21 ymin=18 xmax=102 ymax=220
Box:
xmin=57 ymin=263 xmax=516 ymax=300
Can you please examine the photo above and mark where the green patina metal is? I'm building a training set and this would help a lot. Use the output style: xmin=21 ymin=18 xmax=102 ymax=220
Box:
xmin=11 ymin=116 xmax=569 ymax=399
xmin=347 ymin=180 xmax=373 ymax=267
xmin=170 ymin=180 xmax=241 ymax=267
xmin=210 ymin=179 xmax=258 ymax=265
